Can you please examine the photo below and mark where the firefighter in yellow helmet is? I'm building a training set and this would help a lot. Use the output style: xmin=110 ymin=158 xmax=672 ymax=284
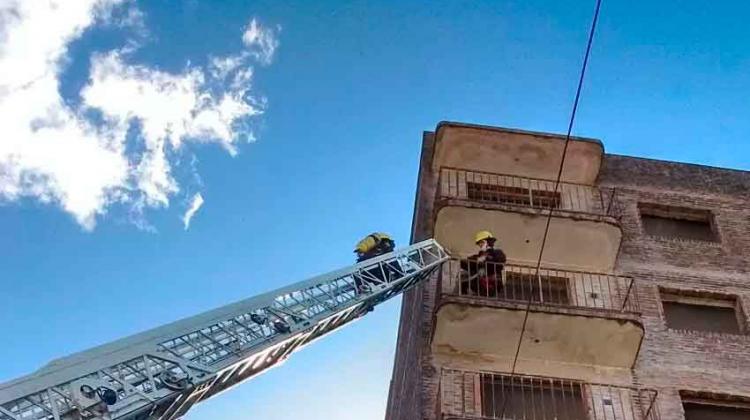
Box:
xmin=354 ymin=233 xmax=395 ymax=262
xmin=353 ymin=233 xmax=402 ymax=293
xmin=460 ymin=230 xmax=506 ymax=297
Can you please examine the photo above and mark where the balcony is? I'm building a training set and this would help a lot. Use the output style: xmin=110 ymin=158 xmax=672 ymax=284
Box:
xmin=434 ymin=168 xmax=622 ymax=272
xmin=431 ymin=122 xmax=605 ymax=185
xmin=432 ymin=261 xmax=644 ymax=376
xmin=437 ymin=368 xmax=660 ymax=420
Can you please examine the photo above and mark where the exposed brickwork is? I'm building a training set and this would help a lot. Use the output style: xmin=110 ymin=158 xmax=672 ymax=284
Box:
xmin=387 ymin=132 xmax=750 ymax=420
xmin=386 ymin=132 xmax=440 ymax=420
xmin=601 ymin=154 xmax=750 ymax=420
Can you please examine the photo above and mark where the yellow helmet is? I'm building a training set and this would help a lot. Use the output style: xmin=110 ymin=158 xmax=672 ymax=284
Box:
xmin=354 ymin=232 xmax=393 ymax=254
xmin=474 ymin=230 xmax=495 ymax=244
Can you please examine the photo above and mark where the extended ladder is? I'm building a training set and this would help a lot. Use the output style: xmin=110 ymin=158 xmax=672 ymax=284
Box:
xmin=0 ymin=240 xmax=448 ymax=420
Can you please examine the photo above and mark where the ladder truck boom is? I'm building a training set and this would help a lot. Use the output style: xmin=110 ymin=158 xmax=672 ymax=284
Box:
xmin=0 ymin=240 xmax=448 ymax=420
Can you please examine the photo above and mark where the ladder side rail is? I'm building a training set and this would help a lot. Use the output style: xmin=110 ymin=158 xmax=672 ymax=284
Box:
xmin=156 ymin=240 xmax=445 ymax=368
xmin=136 ymin=242 xmax=448 ymax=420
xmin=0 ymin=240 xmax=447 ymax=420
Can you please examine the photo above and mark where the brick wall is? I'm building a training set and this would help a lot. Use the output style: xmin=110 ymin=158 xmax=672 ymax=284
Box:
xmin=388 ymin=147 xmax=750 ymax=420
xmin=386 ymin=132 xmax=441 ymax=420
xmin=601 ymin=154 xmax=750 ymax=420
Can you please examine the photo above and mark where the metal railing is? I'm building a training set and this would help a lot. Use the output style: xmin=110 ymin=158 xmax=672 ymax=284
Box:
xmin=439 ymin=369 xmax=660 ymax=420
xmin=438 ymin=259 xmax=639 ymax=314
xmin=438 ymin=167 xmax=621 ymax=219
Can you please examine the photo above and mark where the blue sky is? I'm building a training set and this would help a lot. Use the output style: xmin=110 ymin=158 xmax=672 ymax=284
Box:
xmin=1 ymin=1 xmax=749 ymax=419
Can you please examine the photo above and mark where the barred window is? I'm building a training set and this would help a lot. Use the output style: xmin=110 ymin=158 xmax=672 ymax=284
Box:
xmin=467 ymin=182 xmax=561 ymax=209
xmin=480 ymin=375 xmax=586 ymax=420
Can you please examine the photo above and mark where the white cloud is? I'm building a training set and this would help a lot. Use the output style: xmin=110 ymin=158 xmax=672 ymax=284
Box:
xmin=182 ymin=192 xmax=204 ymax=230
xmin=242 ymin=18 xmax=280 ymax=65
xmin=210 ymin=55 xmax=245 ymax=79
xmin=0 ymin=0 xmax=129 ymax=229
xmin=0 ymin=2 xmax=278 ymax=229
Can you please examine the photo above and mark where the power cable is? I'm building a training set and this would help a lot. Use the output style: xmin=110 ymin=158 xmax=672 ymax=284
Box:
xmin=497 ymin=0 xmax=604 ymax=417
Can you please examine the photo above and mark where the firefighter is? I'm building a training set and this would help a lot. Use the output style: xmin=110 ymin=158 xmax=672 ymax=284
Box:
xmin=460 ymin=230 xmax=506 ymax=297
xmin=354 ymin=233 xmax=395 ymax=262
xmin=353 ymin=233 xmax=402 ymax=293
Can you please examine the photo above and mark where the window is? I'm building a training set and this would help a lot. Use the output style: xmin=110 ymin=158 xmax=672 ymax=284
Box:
xmin=467 ymin=182 xmax=561 ymax=209
xmin=467 ymin=183 xmax=530 ymax=205
xmin=480 ymin=375 xmax=586 ymax=420
xmin=682 ymin=392 xmax=750 ymax=420
xmin=661 ymin=289 xmax=744 ymax=334
xmin=639 ymin=204 xmax=717 ymax=242
xmin=684 ymin=403 xmax=750 ymax=420
xmin=532 ymin=189 xmax=562 ymax=209
xmin=504 ymin=272 xmax=570 ymax=305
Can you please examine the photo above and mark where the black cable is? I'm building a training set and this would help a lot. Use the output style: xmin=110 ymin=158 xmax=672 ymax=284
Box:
xmin=497 ymin=0 xmax=603 ymax=417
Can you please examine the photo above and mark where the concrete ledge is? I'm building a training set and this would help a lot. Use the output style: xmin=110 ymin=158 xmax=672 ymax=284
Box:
xmin=431 ymin=122 xmax=604 ymax=185
xmin=431 ymin=299 xmax=644 ymax=379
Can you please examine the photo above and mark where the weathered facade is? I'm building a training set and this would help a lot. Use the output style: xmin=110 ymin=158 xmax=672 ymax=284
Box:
xmin=386 ymin=122 xmax=750 ymax=420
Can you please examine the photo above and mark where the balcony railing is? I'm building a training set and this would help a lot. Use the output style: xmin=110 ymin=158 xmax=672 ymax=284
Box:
xmin=438 ymin=259 xmax=639 ymax=314
xmin=438 ymin=369 xmax=660 ymax=420
xmin=438 ymin=168 xmax=621 ymax=219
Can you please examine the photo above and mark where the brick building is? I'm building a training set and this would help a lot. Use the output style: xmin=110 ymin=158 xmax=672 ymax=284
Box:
xmin=385 ymin=122 xmax=750 ymax=420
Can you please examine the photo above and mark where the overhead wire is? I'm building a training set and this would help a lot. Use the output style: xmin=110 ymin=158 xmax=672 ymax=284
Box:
xmin=497 ymin=0 xmax=604 ymax=417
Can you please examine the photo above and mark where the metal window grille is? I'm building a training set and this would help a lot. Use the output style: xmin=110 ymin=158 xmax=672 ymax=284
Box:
xmin=439 ymin=369 xmax=660 ymax=420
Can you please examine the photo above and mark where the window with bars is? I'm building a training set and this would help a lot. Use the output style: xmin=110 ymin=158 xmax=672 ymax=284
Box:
xmin=480 ymin=375 xmax=586 ymax=420
xmin=466 ymin=182 xmax=561 ymax=209
xmin=533 ymin=189 xmax=563 ymax=209
xmin=503 ymin=272 xmax=571 ymax=305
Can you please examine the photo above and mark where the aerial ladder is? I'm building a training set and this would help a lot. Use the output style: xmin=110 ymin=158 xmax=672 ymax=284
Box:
xmin=0 ymin=240 xmax=448 ymax=420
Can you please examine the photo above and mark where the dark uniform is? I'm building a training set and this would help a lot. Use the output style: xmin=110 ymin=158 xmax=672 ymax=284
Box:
xmin=460 ymin=247 xmax=506 ymax=297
